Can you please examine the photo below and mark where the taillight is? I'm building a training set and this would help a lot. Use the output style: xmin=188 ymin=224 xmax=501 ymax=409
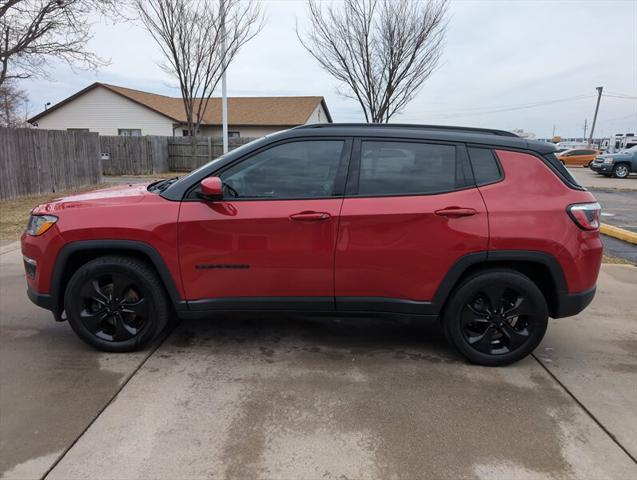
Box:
xmin=567 ymin=202 xmax=601 ymax=230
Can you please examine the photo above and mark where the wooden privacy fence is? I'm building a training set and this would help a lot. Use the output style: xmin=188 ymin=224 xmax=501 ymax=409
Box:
xmin=99 ymin=136 xmax=257 ymax=174
xmin=99 ymin=135 xmax=169 ymax=176
xmin=0 ymin=127 xmax=101 ymax=200
xmin=0 ymin=129 xmax=261 ymax=200
xmin=168 ymin=136 xmax=257 ymax=172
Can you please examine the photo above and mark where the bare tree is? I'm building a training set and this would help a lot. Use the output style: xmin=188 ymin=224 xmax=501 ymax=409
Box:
xmin=0 ymin=1 xmax=125 ymax=86
xmin=0 ymin=79 xmax=29 ymax=126
xmin=299 ymin=0 xmax=448 ymax=123
xmin=136 ymin=0 xmax=262 ymax=156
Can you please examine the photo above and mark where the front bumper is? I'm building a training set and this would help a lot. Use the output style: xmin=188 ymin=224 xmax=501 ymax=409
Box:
xmin=26 ymin=285 xmax=65 ymax=321
xmin=553 ymin=286 xmax=596 ymax=319
xmin=26 ymin=285 xmax=55 ymax=310
xmin=590 ymin=162 xmax=612 ymax=173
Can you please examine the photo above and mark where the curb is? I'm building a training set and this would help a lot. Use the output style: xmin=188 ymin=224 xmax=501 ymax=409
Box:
xmin=0 ymin=241 xmax=20 ymax=255
xmin=600 ymin=223 xmax=637 ymax=245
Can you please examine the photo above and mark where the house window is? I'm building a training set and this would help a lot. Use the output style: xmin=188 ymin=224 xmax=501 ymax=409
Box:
xmin=67 ymin=128 xmax=89 ymax=132
xmin=228 ymin=131 xmax=240 ymax=138
xmin=118 ymin=129 xmax=142 ymax=136
xmin=182 ymin=129 xmax=201 ymax=136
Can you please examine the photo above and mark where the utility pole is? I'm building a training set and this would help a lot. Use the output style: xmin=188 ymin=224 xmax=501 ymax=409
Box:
xmin=588 ymin=86 xmax=603 ymax=147
xmin=552 ymin=124 xmax=556 ymax=138
xmin=220 ymin=1 xmax=229 ymax=154
xmin=583 ymin=118 xmax=587 ymax=140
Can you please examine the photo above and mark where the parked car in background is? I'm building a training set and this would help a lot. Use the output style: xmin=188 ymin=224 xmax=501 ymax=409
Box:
xmin=590 ymin=146 xmax=637 ymax=178
xmin=21 ymin=124 xmax=602 ymax=366
xmin=557 ymin=148 xmax=601 ymax=167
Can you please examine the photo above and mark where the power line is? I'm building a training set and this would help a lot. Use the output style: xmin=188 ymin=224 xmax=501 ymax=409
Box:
xmin=605 ymin=90 xmax=637 ymax=98
xmin=427 ymin=93 xmax=592 ymax=113
xmin=427 ymin=94 xmax=594 ymax=119
xmin=603 ymin=93 xmax=637 ymax=100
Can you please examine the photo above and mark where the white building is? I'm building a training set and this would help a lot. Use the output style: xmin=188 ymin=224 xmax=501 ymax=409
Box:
xmin=29 ymin=82 xmax=332 ymax=137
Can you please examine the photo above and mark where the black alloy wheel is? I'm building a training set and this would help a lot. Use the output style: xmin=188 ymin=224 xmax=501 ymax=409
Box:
xmin=79 ymin=274 xmax=148 ymax=342
xmin=65 ymin=256 xmax=170 ymax=352
xmin=461 ymin=285 xmax=534 ymax=356
xmin=443 ymin=269 xmax=548 ymax=366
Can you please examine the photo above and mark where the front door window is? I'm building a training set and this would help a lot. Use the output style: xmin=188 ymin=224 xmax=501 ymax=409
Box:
xmin=220 ymin=140 xmax=345 ymax=199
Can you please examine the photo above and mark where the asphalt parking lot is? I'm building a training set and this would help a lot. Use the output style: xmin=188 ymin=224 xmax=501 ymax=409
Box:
xmin=567 ymin=166 xmax=637 ymax=192
xmin=1 ymin=243 xmax=636 ymax=480
xmin=566 ymin=167 xmax=637 ymax=263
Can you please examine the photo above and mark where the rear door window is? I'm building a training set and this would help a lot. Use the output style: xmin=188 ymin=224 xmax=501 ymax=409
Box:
xmin=355 ymin=141 xmax=468 ymax=196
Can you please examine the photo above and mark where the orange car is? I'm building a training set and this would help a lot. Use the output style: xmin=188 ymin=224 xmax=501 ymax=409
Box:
xmin=556 ymin=148 xmax=601 ymax=167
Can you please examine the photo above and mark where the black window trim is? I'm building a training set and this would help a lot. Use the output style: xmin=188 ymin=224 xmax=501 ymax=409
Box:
xmin=184 ymin=136 xmax=354 ymax=202
xmin=465 ymin=144 xmax=505 ymax=187
xmin=344 ymin=136 xmax=476 ymax=199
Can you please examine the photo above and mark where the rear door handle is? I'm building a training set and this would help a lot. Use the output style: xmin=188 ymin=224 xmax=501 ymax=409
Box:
xmin=289 ymin=211 xmax=331 ymax=222
xmin=435 ymin=207 xmax=477 ymax=218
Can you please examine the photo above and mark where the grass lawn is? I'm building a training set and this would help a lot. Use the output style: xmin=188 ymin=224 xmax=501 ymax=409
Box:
xmin=0 ymin=184 xmax=109 ymax=241
xmin=602 ymin=253 xmax=635 ymax=265
xmin=1 ymin=172 xmax=184 ymax=242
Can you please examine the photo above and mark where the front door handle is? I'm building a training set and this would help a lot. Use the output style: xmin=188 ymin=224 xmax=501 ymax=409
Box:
xmin=289 ymin=211 xmax=331 ymax=222
xmin=435 ymin=207 xmax=477 ymax=218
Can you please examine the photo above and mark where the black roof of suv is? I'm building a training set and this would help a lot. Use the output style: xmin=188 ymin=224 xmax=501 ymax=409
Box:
xmin=293 ymin=123 xmax=557 ymax=155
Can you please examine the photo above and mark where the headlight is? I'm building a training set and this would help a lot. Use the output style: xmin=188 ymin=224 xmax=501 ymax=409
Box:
xmin=603 ymin=157 xmax=614 ymax=164
xmin=26 ymin=215 xmax=58 ymax=236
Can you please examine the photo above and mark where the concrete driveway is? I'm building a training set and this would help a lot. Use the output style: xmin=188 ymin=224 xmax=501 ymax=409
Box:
xmin=1 ymin=244 xmax=635 ymax=480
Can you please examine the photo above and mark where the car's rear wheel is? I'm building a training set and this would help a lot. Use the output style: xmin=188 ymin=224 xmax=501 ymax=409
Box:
xmin=64 ymin=256 xmax=170 ymax=352
xmin=443 ymin=269 xmax=548 ymax=366
xmin=613 ymin=163 xmax=630 ymax=179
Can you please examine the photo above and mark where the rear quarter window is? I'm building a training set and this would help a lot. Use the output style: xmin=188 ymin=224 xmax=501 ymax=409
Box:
xmin=467 ymin=148 xmax=503 ymax=185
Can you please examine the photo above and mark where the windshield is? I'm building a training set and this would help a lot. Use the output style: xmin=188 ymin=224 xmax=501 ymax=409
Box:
xmin=625 ymin=145 xmax=637 ymax=153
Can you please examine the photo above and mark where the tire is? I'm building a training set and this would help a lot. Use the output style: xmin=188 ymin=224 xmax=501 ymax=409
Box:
xmin=442 ymin=269 xmax=548 ymax=366
xmin=612 ymin=163 xmax=630 ymax=179
xmin=64 ymin=255 xmax=170 ymax=352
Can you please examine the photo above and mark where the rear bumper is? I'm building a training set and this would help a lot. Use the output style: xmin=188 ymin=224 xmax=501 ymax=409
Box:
xmin=553 ymin=286 xmax=596 ymax=319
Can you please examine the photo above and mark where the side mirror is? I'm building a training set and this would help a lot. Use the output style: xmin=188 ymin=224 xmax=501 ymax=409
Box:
xmin=199 ymin=177 xmax=223 ymax=201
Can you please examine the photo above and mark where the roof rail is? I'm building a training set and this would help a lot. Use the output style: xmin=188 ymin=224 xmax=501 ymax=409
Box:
xmin=296 ymin=123 xmax=519 ymax=138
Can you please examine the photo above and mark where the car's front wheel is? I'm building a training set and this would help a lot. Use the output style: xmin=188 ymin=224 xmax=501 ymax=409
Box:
xmin=613 ymin=163 xmax=630 ymax=179
xmin=64 ymin=256 xmax=170 ymax=352
xmin=443 ymin=269 xmax=548 ymax=366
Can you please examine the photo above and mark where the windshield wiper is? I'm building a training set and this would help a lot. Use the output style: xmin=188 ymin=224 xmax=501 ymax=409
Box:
xmin=148 ymin=176 xmax=179 ymax=193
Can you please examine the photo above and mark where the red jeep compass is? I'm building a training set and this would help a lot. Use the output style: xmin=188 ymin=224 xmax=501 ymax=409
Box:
xmin=21 ymin=124 xmax=602 ymax=366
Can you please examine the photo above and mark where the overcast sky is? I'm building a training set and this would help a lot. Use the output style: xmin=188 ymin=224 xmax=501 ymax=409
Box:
xmin=24 ymin=0 xmax=637 ymax=139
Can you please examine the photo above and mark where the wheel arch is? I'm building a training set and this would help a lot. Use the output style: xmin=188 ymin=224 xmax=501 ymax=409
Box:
xmin=51 ymin=240 xmax=186 ymax=319
xmin=434 ymin=250 xmax=567 ymax=318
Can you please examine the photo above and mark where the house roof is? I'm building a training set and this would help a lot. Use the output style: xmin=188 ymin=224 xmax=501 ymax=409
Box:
xmin=29 ymin=82 xmax=333 ymax=125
